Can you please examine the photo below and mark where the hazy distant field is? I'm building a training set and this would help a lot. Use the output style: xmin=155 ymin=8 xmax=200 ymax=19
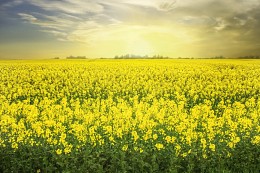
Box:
xmin=0 ymin=59 xmax=260 ymax=172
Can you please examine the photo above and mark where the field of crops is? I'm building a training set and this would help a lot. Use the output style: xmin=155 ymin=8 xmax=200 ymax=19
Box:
xmin=0 ymin=59 xmax=259 ymax=172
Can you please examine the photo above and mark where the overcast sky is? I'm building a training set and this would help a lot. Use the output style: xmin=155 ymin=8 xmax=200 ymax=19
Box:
xmin=1 ymin=0 xmax=260 ymax=59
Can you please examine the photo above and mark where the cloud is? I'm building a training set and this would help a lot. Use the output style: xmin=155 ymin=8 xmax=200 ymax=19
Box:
xmin=17 ymin=10 xmax=122 ymax=43
xmin=5 ymin=0 xmax=260 ymax=57
xmin=0 ymin=0 xmax=22 ymax=8
xmin=214 ymin=18 xmax=228 ymax=31
xmin=157 ymin=1 xmax=177 ymax=11
xmin=118 ymin=0 xmax=177 ymax=11
xmin=18 ymin=13 xmax=37 ymax=22
xmin=17 ymin=12 xmax=76 ymax=42
xmin=41 ymin=30 xmax=68 ymax=38
xmin=178 ymin=16 xmax=215 ymax=26
xmin=24 ymin=0 xmax=104 ymax=14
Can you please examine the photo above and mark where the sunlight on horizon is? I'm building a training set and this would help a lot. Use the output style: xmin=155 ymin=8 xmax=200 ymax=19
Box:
xmin=0 ymin=0 xmax=260 ymax=59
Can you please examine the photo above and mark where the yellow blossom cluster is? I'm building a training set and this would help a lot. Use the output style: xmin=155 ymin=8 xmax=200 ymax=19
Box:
xmin=0 ymin=59 xmax=259 ymax=160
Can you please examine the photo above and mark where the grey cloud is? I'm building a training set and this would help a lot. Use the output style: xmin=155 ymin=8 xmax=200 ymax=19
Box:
xmin=17 ymin=12 xmax=75 ymax=40
xmin=0 ymin=0 xmax=22 ymax=8
xmin=17 ymin=8 xmax=122 ymax=43
xmin=166 ymin=0 xmax=260 ymax=31
xmin=25 ymin=0 xmax=104 ymax=14
xmin=155 ymin=0 xmax=177 ymax=11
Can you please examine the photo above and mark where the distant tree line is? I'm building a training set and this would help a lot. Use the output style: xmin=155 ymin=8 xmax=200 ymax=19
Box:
xmin=174 ymin=55 xmax=260 ymax=59
xmin=114 ymin=54 xmax=169 ymax=59
xmin=60 ymin=55 xmax=260 ymax=60
xmin=66 ymin=56 xmax=86 ymax=59
xmin=209 ymin=55 xmax=260 ymax=59
xmin=211 ymin=56 xmax=225 ymax=59
xmin=237 ymin=55 xmax=260 ymax=59
xmin=210 ymin=55 xmax=260 ymax=59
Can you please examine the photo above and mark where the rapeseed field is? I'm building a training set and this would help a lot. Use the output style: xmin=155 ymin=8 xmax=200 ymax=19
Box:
xmin=0 ymin=59 xmax=259 ymax=172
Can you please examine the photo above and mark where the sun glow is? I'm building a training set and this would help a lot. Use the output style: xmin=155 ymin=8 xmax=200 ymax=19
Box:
xmin=126 ymin=38 xmax=154 ymax=56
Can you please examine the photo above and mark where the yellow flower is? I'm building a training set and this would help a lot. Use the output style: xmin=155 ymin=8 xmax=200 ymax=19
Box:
xmin=175 ymin=145 xmax=181 ymax=155
xmin=132 ymin=131 xmax=139 ymax=142
xmin=182 ymin=152 xmax=188 ymax=157
xmin=122 ymin=145 xmax=128 ymax=151
xmin=109 ymin=136 xmax=115 ymax=143
xmin=165 ymin=136 xmax=171 ymax=143
xmin=203 ymin=153 xmax=207 ymax=159
xmin=201 ymin=139 xmax=207 ymax=150
xmin=64 ymin=144 xmax=72 ymax=154
xmin=209 ymin=143 xmax=215 ymax=152
xmin=11 ymin=143 xmax=18 ymax=150
xmin=155 ymin=143 xmax=164 ymax=150
xmin=56 ymin=149 xmax=62 ymax=155
xmin=153 ymin=134 xmax=158 ymax=140
xmin=252 ymin=136 xmax=260 ymax=145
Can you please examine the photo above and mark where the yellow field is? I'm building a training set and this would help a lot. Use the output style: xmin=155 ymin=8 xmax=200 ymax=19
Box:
xmin=0 ymin=59 xmax=259 ymax=172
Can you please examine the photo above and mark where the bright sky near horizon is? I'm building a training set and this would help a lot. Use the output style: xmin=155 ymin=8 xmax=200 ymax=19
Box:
xmin=0 ymin=0 xmax=260 ymax=59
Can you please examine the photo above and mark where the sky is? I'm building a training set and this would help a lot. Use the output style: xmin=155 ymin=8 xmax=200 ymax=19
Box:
xmin=0 ymin=0 xmax=260 ymax=59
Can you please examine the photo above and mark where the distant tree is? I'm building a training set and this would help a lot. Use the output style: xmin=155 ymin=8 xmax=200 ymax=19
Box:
xmin=113 ymin=54 xmax=170 ymax=59
xmin=212 ymin=56 xmax=225 ymax=59
xmin=66 ymin=56 xmax=86 ymax=59
xmin=238 ymin=55 xmax=260 ymax=59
